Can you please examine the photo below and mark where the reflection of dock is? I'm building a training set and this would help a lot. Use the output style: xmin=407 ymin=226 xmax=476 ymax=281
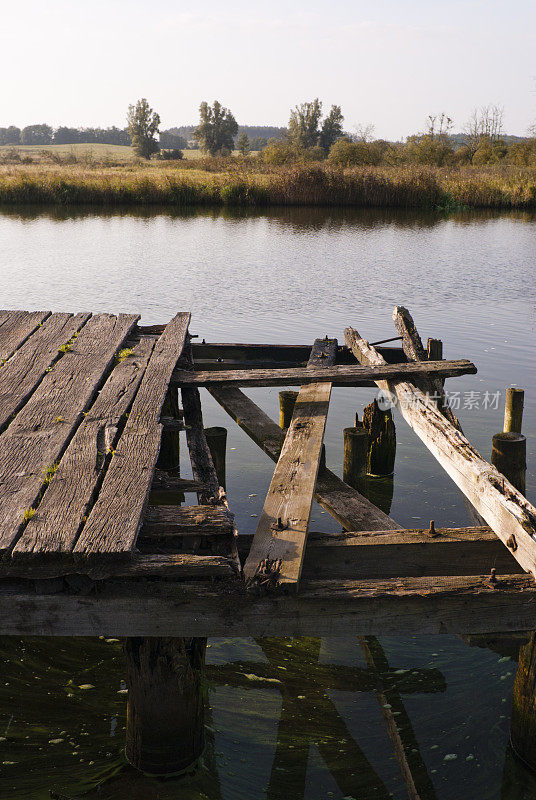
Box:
xmin=0 ymin=305 xmax=533 ymax=635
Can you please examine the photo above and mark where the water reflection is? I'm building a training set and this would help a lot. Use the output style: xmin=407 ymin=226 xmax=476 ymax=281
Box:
xmin=1 ymin=203 xmax=534 ymax=231
xmin=1 ymin=634 xmax=536 ymax=799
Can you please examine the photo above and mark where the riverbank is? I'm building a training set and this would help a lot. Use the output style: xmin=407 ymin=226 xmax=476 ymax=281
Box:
xmin=0 ymin=162 xmax=534 ymax=209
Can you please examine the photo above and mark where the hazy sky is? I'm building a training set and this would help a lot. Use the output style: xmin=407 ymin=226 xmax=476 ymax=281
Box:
xmin=2 ymin=0 xmax=534 ymax=139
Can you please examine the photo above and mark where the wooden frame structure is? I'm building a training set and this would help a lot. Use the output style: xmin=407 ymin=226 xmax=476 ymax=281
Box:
xmin=0 ymin=306 xmax=534 ymax=636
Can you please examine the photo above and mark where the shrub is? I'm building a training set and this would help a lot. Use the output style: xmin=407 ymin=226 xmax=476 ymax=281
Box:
xmin=328 ymin=138 xmax=382 ymax=166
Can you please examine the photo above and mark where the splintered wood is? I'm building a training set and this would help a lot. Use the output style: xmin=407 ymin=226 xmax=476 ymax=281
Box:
xmin=244 ymin=338 xmax=337 ymax=591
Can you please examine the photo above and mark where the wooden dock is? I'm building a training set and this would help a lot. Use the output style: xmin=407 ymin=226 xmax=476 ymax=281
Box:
xmin=0 ymin=306 xmax=535 ymax=636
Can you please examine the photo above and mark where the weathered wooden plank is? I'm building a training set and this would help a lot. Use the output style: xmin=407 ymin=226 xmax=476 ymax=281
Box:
xmin=73 ymin=313 xmax=191 ymax=558
xmin=209 ymin=386 xmax=400 ymax=531
xmin=13 ymin=338 xmax=155 ymax=557
xmin=172 ymin=359 xmax=476 ymax=388
xmin=0 ymin=309 xmax=51 ymax=362
xmin=236 ymin=526 xmax=523 ymax=579
xmin=0 ymin=313 xmax=140 ymax=554
xmin=1 ymin=573 xmax=535 ymax=636
xmin=243 ymin=339 xmax=337 ymax=589
xmin=0 ymin=312 xmax=91 ymax=433
xmin=151 ymin=470 xmax=205 ymax=493
xmin=0 ymin=552 xmax=236 ymax=580
xmin=393 ymin=305 xmax=485 ymax=527
xmin=345 ymin=325 xmax=536 ymax=576
xmin=140 ymin=505 xmax=235 ymax=539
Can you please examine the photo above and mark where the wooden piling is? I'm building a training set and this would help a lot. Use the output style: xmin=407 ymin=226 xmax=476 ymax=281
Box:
xmin=504 ymin=388 xmax=524 ymax=434
xmin=510 ymin=633 xmax=536 ymax=771
xmin=427 ymin=338 xmax=443 ymax=361
xmin=343 ymin=426 xmax=369 ymax=489
xmin=362 ymin=399 xmax=396 ymax=476
xmin=125 ymin=637 xmax=207 ymax=775
xmin=204 ymin=426 xmax=227 ymax=489
xmin=491 ymin=432 xmax=526 ymax=495
xmin=279 ymin=390 xmax=298 ymax=429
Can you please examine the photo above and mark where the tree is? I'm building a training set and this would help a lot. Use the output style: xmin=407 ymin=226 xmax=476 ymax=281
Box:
xmin=237 ymin=132 xmax=250 ymax=155
xmin=464 ymin=104 xmax=504 ymax=161
xmin=5 ymin=126 xmax=21 ymax=144
xmin=20 ymin=124 xmax=53 ymax=145
xmin=319 ymin=105 xmax=344 ymax=152
xmin=53 ymin=126 xmax=80 ymax=145
xmin=193 ymin=101 xmax=238 ymax=156
xmin=127 ymin=98 xmax=160 ymax=159
xmin=288 ymin=99 xmax=323 ymax=149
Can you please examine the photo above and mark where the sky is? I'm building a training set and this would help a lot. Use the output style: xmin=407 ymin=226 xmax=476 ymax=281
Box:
xmin=1 ymin=0 xmax=535 ymax=139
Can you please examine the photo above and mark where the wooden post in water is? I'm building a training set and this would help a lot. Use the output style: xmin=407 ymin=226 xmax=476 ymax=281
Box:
xmin=510 ymin=633 xmax=536 ymax=771
xmin=491 ymin=433 xmax=526 ymax=496
xmin=279 ymin=390 xmax=298 ymax=429
xmin=504 ymin=388 xmax=524 ymax=435
xmin=125 ymin=637 xmax=207 ymax=775
xmin=343 ymin=425 xmax=369 ymax=489
xmin=362 ymin=399 xmax=396 ymax=476
xmin=204 ymin=426 xmax=227 ymax=489
xmin=427 ymin=338 xmax=443 ymax=362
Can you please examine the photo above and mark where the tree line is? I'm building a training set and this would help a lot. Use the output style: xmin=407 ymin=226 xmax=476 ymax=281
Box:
xmin=3 ymin=99 xmax=535 ymax=167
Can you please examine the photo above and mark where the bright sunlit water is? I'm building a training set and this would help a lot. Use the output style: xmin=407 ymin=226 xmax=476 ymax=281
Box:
xmin=0 ymin=206 xmax=534 ymax=799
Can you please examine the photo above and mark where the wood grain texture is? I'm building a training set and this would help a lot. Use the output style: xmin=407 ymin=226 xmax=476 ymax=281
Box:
xmin=0 ymin=312 xmax=91 ymax=433
xmin=173 ymin=359 xmax=476 ymax=388
xmin=0 ymin=309 xmax=51 ymax=362
xmin=393 ymin=305 xmax=485 ymax=528
xmin=141 ymin=504 xmax=235 ymax=538
xmin=0 ymin=313 xmax=139 ymax=554
xmin=1 ymin=573 xmax=535 ymax=637
xmin=180 ymin=339 xmax=240 ymax=571
xmin=209 ymin=386 xmax=400 ymax=531
xmin=73 ymin=313 xmax=191 ymax=558
xmin=13 ymin=338 xmax=155 ymax=557
xmin=243 ymin=339 xmax=337 ymax=589
xmin=345 ymin=325 xmax=536 ymax=576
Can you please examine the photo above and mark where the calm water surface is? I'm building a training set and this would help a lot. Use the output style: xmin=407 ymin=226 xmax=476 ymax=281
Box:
xmin=0 ymin=206 xmax=534 ymax=799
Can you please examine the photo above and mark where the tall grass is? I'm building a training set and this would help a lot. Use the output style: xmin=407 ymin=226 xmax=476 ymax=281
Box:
xmin=0 ymin=163 xmax=534 ymax=210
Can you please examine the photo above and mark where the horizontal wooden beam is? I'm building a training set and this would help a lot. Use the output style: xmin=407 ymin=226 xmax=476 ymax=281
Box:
xmin=237 ymin=526 xmax=522 ymax=579
xmin=172 ymin=359 xmax=476 ymax=388
xmin=135 ymin=337 xmax=405 ymax=365
xmin=141 ymin=505 xmax=235 ymax=538
xmin=1 ymin=573 xmax=535 ymax=636
xmin=0 ymin=552 xmax=236 ymax=581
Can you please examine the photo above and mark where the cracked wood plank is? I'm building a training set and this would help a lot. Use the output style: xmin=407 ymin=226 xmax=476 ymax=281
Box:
xmin=0 ymin=309 xmax=51 ymax=362
xmin=13 ymin=337 xmax=155 ymax=557
xmin=0 ymin=312 xmax=91 ymax=432
xmin=0 ymin=313 xmax=139 ymax=554
xmin=73 ymin=313 xmax=191 ymax=559
xmin=243 ymin=338 xmax=337 ymax=590
xmin=172 ymin=359 xmax=476 ymax=388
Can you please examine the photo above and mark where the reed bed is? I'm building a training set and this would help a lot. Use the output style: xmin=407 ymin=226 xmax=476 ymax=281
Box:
xmin=0 ymin=163 xmax=534 ymax=210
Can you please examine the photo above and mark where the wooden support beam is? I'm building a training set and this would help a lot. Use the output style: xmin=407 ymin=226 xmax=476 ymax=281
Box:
xmin=209 ymin=386 xmax=400 ymax=532
xmin=344 ymin=324 xmax=536 ymax=577
xmin=243 ymin=338 xmax=337 ymax=590
xmin=2 ymin=573 xmax=536 ymax=636
xmin=172 ymin=359 xmax=476 ymax=389
xmin=141 ymin=504 xmax=235 ymax=539
xmin=238 ymin=526 xmax=522 ymax=579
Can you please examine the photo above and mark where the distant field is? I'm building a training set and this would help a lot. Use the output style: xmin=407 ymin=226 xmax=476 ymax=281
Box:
xmin=0 ymin=143 xmax=207 ymax=161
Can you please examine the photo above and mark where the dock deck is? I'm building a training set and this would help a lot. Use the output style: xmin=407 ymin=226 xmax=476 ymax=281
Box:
xmin=0 ymin=307 xmax=534 ymax=636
